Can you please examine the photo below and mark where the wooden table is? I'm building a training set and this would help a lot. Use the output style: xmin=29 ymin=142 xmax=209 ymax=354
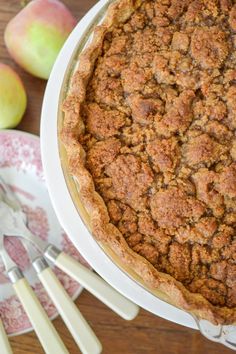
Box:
xmin=0 ymin=1 xmax=234 ymax=353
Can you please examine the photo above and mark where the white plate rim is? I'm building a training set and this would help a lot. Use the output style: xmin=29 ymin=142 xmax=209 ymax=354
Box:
xmin=40 ymin=0 xmax=197 ymax=330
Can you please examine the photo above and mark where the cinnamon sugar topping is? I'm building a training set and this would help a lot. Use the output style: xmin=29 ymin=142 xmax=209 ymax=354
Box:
xmin=77 ymin=0 xmax=236 ymax=309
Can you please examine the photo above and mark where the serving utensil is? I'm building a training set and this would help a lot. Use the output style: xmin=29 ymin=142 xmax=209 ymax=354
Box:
xmin=0 ymin=318 xmax=12 ymax=354
xmin=0 ymin=206 xmax=69 ymax=354
xmin=194 ymin=317 xmax=236 ymax=351
xmin=22 ymin=239 xmax=102 ymax=354
xmin=0 ymin=176 xmax=139 ymax=321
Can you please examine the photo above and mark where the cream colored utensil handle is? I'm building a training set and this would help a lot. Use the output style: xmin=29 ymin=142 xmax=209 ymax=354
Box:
xmin=45 ymin=247 xmax=139 ymax=321
xmin=34 ymin=259 xmax=102 ymax=354
xmin=0 ymin=319 xmax=12 ymax=354
xmin=10 ymin=273 xmax=69 ymax=354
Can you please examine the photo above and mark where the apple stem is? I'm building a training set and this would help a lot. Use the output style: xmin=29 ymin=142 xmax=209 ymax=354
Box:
xmin=20 ymin=0 xmax=31 ymax=7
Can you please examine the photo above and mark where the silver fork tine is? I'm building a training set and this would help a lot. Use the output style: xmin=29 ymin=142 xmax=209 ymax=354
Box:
xmin=0 ymin=187 xmax=5 ymax=202
xmin=0 ymin=176 xmax=21 ymax=211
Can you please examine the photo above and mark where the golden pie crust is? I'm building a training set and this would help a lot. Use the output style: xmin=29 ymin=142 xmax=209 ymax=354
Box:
xmin=61 ymin=0 xmax=236 ymax=324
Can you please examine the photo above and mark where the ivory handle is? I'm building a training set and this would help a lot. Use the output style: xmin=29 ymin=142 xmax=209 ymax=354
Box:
xmin=37 ymin=266 xmax=102 ymax=354
xmin=0 ymin=319 xmax=12 ymax=354
xmin=13 ymin=277 xmax=69 ymax=354
xmin=46 ymin=250 xmax=139 ymax=321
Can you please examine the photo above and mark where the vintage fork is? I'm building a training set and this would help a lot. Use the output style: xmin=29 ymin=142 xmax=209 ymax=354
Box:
xmin=0 ymin=176 xmax=139 ymax=321
xmin=0 ymin=206 xmax=69 ymax=354
xmin=21 ymin=238 xmax=102 ymax=354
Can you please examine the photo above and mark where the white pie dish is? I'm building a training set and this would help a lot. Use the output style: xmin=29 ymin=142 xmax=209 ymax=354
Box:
xmin=40 ymin=0 xmax=198 ymax=330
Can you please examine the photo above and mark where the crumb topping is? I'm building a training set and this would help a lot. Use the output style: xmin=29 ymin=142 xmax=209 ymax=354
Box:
xmin=79 ymin=0 xmax=236 ymax=308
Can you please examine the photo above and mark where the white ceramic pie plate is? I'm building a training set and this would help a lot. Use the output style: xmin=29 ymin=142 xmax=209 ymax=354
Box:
xmin=41 ymin=0 xmax=197 ymax=330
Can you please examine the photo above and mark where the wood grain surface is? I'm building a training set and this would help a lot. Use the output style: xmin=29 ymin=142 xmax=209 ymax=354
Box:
xmin=0 ymin=1 xmax=234 ymax=353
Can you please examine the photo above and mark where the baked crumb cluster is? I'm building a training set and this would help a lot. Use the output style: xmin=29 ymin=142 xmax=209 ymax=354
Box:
xmin=80 ymin=0 xmax=236 ymax=308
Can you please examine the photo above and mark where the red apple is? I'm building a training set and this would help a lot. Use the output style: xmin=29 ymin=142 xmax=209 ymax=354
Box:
xmin=4 ymin=0 xmax=76 ymax=80
xmin=0 ymin=63 xmax=27 ymax=129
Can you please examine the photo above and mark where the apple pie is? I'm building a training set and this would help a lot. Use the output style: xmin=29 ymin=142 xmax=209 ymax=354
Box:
xmin=62 ymin=0 xmax=236 ymax=324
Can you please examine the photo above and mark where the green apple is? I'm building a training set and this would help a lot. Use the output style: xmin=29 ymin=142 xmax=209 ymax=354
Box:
xmin=0 ymin=63 xmax=27 ymax=129
xmin=4 ymin=0 xmax=76 ymax=80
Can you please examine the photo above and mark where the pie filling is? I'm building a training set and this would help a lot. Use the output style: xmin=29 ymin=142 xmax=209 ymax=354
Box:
xmin=75 ymin=0 xmax=236 ymax=310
